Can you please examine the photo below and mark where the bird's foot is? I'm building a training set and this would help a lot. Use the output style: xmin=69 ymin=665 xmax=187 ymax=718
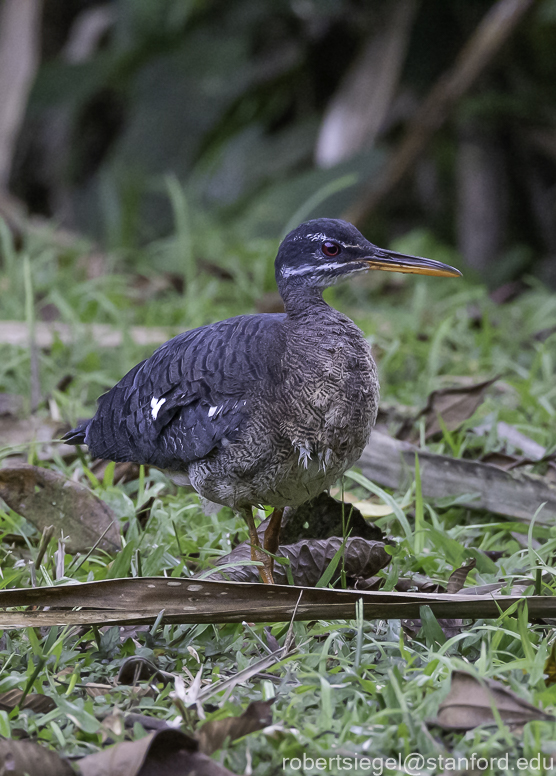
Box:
xmin=251 ymin=542 xmax=275 ymax=585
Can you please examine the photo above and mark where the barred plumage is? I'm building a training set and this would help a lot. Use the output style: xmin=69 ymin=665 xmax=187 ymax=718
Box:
xmin=64 ymin=218 xmax=460 ymax=582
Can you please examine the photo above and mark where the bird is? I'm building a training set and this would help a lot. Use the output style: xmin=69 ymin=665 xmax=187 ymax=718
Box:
xmin=64 ymin=218 xmax=461 ymax=583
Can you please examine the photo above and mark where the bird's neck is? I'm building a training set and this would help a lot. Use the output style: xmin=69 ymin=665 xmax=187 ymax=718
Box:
xmin=280 ymin=282 xmax=334 ymax=321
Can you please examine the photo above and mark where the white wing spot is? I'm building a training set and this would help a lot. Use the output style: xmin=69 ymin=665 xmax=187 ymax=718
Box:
xmin=150 ymin=397 xmax=166 ymax=420
xmin=208 ymin=405 xmax=218 ymax=418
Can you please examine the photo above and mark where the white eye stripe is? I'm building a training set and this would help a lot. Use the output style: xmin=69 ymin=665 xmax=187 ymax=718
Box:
xmin=280 ymin=261 xmax=347 ymax=277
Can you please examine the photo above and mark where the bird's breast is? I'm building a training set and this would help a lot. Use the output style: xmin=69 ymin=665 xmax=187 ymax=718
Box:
xmin=278 ymin=318 xmax=379 ymax=469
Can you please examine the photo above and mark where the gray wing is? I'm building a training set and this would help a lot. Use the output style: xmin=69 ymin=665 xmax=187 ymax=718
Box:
xmin=64 ymin=313 xmax=285 ymax=469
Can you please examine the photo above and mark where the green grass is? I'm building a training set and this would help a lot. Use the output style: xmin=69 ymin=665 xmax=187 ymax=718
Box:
xmin=1 ymin=214 xmax=556 ymax=773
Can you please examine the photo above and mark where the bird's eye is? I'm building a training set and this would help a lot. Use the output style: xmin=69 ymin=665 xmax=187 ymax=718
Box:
xmin=322 ymin=241 xmax=341 ymax=257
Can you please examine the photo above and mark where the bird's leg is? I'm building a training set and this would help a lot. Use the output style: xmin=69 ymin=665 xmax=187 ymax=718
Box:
xmin=264 ymin=507 xmax=283 ymax=557
xmin=240 ymin=507 xmax=275 ymax=585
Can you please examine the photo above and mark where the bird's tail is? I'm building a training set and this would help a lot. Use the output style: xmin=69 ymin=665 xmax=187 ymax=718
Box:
xmin=62 ymin=421 xmax=90 ymax=445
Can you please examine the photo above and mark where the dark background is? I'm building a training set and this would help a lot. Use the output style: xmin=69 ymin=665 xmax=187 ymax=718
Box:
xmin=2 ymin=0 xmax=556 ymax=287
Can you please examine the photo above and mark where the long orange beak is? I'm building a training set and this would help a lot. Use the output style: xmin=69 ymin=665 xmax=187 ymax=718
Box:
xmin=365 ymin=249 xmax=462 ymax=278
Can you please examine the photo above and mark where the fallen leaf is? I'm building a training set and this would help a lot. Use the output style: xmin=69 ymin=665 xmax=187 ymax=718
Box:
xmin=432 ymin=670 xmax=553 ymax=731
xmin=0 ymin=689 xmax=56 ymax=713
xmin=208 ymin=536 xmax=392 ymax=586
xmin=0 ymin=739 xmax=73 ymax=775
xmin=78 ymin=728 xmax=236 ymax=776
xmin=0 ymin=464 xmax=120 ymax=553
xmin=399 ymin=377 xmax=498 ymax=441
xmin=446 ymin=558 xmax=477 ymax=594
xmin=197 ymin=700 xmax=274 ymax=755
xmin=0 ymin=577 xmax=554 ymax=627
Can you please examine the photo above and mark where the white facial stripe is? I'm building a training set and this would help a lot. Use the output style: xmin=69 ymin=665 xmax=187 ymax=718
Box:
xmin=281 ymin=261 xmax=345 ymax=277
xmin=281 ymin=261 xmax=367 ymax=278
xmin=151 ymin=397 xmax=166 ymax=420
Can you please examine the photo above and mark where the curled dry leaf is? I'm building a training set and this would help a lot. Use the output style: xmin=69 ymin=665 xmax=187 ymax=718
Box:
xmin=432 ymin=670 xmax=553 ymax=731
xmin=0 ymin=689 xmax=56 ymax=713
xmin=446 ymin=558 xmax=477 ymax=594
xmin=197 ymin=699 xmax=274 ymax=756
xmin=78 ymin=728 xmax=237 ymax=776
xmin=400 ymin=377 xmax=498 ymax=441
xmin=0 ymin=739 xmax=74 ymax=776
xmin=0 ymin=464 xmax=120 ymax=553
xmin=207 ymin=536 xmax=392 ymax=586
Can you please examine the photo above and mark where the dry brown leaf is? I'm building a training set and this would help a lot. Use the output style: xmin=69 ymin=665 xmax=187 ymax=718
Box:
xmin=401 ymin=377 xmax=498 ymax=441
xmin=78 ymin=728 xmax=236 ymax=776
xmin=446 ymin=558 xmax=477 ymax=594
xmin=207 ymin=537 xmax=392 ymax=586
xmin=0 ymin=688 xmax=56 ymax=713
xmin=0 ymin=577 xmax=555 ymax=628
xmin=0 ymin=464 xmax=120 ymax=553
xmin=197 ymin=699 xmax=274 ymax=755
xmin=433 ymin=671 xmax=553 ymax=731
xmin=0 ymin=739 xmax=73 ymax=775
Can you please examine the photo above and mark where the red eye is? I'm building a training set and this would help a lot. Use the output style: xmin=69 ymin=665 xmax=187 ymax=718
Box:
xmin=322 ymin=241 xmax=341 ymax=257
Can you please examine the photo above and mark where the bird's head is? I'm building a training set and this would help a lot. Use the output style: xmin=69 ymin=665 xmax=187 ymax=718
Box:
xmin=275 ymin=218 xmax=461 ymax=292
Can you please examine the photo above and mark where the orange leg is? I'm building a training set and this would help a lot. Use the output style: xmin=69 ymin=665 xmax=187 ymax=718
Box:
xmin=240 ymin=507 xmax=275 ymax=585
xmin=264 ymin=507 xmax=283 ymax=557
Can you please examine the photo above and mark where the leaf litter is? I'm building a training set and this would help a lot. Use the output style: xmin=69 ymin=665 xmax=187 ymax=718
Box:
xmin=0 ymin=464 xmax=120 ymax=553
xmin=432 ymin=671 xmax=554 ymax=731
